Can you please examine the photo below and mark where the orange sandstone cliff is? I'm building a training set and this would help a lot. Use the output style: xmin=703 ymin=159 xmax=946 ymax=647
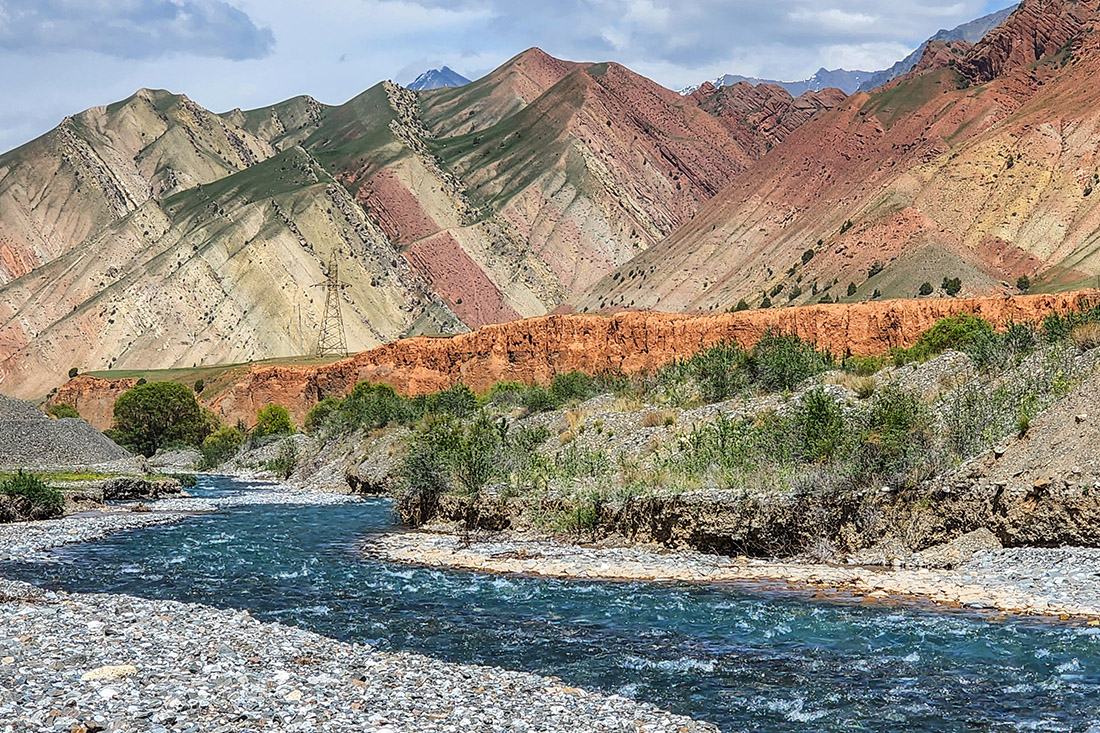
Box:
xmin=53 ymin=291 xmax=1098 ymax=430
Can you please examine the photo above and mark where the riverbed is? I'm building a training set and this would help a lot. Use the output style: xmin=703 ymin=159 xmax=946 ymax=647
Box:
xmin=4 ymin=476 xmax=1100 ymax=731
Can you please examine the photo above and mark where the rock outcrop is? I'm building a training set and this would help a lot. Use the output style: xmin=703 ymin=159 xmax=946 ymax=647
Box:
xmin=51 ymin=290 xmax=1097 ymax=430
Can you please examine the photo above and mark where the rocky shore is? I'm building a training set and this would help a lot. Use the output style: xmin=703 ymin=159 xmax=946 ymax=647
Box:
xmin=368 ymin=531 xmax=1100 ymax=622
xmin=0 ymin=579 xmax=715 ymax=733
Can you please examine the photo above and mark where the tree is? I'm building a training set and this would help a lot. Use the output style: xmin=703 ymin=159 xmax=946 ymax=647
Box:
xmin=252 ymin=404 xmax=295 ymax=439
xmin=801 ymin=249 xmax=816 ymax=264
xmin=847 ymin=282 xmax=857 ymax=297
xmin=47 ymin=403 xmax=80 ymax=419
xmin=760 ymin=296 xmax=772 ymax=309
xmin=68 ymin=367 xmax=79 ymax=379
xmin=193 ymin=379 xmax=205 ymax=393
xmin=734 ymin=299 xmax=750 ymax=312
xmin=919 ymin=282 xmax=933 ymax=296
xmin=942 ymin=277 xmax=963 ymax=297
xmin=1017 ymin=275 xmax=1031 ymax=292
xmin=199 ymin=426 xmax=245 ymax=469
xmin=112 ymin=382 xmax=204 ymax=457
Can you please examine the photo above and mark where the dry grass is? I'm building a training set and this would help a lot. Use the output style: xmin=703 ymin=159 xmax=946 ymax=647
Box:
xmin=566 ymin=409 xmax=587 ymax=432
xmin=558 ymin=429 xmax=576 ymax=445
xmin=1071 ymin=322 xmax=1100 ymax=352
xmin=613 ymin=395 xmax=644 ymax=412
xmin=642 ymin=409 xmax=677 ymax=428
xmin=826 ymin=372 xmax=876 ymax=399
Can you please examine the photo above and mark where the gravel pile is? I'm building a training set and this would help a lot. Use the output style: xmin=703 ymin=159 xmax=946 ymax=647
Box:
xmin=0 ymin=395 xmax=129 ymax=466
xmin=959 ymin=547 xmax=1100 ymax=614
xmin=0 ymin=580 xmax=715 ymax=732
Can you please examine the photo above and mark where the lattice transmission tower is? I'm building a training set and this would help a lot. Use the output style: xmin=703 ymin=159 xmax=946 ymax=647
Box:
xmin=313 ymin=251 xmax=349 ymax=357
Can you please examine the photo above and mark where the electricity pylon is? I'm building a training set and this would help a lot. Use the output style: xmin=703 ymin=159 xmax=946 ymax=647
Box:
xmin=313 ymin=251 xmax=349 ymax=357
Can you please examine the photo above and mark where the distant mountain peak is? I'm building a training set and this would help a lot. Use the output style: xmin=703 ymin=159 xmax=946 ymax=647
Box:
xmin=407 ymin=66 xmax=471 ymax=91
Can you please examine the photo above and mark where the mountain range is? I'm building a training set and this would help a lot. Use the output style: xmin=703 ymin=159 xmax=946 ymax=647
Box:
xmin=680 ymin=5 xmax=1018 ymax=96
xmin=4 ymin=0 xmax=1100 ymax=400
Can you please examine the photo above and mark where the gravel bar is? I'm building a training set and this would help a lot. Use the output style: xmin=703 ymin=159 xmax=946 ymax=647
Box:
xmin=369 ymin=532 xmax=1100 ymax=621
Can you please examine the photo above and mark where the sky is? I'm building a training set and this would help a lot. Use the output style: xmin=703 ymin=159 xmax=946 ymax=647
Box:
xmin=0 ymin=0 xmax=1018 ymax=152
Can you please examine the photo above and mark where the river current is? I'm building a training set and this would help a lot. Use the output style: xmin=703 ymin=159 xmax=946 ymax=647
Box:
xmin=3 ymin=476 xmax=1100 ymax=732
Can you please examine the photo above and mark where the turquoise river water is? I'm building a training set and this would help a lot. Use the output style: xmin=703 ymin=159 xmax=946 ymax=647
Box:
xmin=3 ymin=476 xmax=1100 ymax=732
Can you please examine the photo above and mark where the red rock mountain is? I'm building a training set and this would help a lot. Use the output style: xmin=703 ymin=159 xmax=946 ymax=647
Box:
xmin=51 ymin=290 xmax=1096 ymax=430
xmin=576 ymin=0 xmax=1100 ymax=314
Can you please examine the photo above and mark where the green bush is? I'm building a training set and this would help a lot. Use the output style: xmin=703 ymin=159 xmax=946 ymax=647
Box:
xmin=919 ymin=282 xmax=933 ymax=296
xmin=193 ymin=379 xmax=205 ymax=394
xmin=846 ymin=282 xmax=857 ymax=297
xmin=0 ymin=471 xmax=64 ymax=515
xmin=796 ymin=389 xmax=845 ymax=461
xmin=252 ymin=404 xmax=295 ymax=439
xmin=331 ymin=382 xmax=411 ymax=433
xmin=68 ymin=367 xmax=79 ymax=379
xmin=942 ymin=277 xmax=963 ymax=297
xmin=686 ymin=342 xmax=748 ymax=403
xmin=1017 ymin=275 xmax=1031 ymax=292
xmin=303 ymin=397 xmax=340 ymax=434
xmin=484 ymin=381 xmax=527 ymax=408
xmin=112 ymin=382 xmax=205 ymax=457
xmin=47 ymin=403 xmax=80 ymax=419
xmin=749 ymin=331 xmax=833 ymax=392
xmin=265 ymin=439 xmax=299 ymax=479
xmin=199 ymin=426 xmax=244 ymax=469
xmin=892 ymin=313 xmax=994 ymax=364
xmin=549 ymin=371 xmax=598 ymax=405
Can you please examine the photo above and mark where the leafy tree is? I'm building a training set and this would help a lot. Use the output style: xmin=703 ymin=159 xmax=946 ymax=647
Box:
xmin=199 ymin=426 xmax=245 ymax=468
xmin=1017 ymin=275 xmax=1031 ymax=292
xmin=68 ymin=367 xmax=79 ymax=379
xmin=193 ymin=379 xmax=205 ymax=393
xmin=112 ymin=382 xmax=204 ymax=457
xmin=919 ymin=282 xmax=933 ymax=296
xmin=47 ymin=403 xmax=80 ymax=419
xmin=760 ymin=296 xmax=772 ymax=309
xmin=846 ymin=282 xmax=857 ymax=297
xmin=252 ymin=404 xmax=295 ymax=439
xmin=734 ymin=299 xmax=750 ymax=312
xmin=303 ymin=397 xmax=340 ymax=434
xmin=942 ymin=277 xmax=963 ymax=297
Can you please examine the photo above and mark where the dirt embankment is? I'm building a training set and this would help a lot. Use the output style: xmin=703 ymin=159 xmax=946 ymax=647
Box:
xmin=52 ymin=291 xmax=1097 ymax=430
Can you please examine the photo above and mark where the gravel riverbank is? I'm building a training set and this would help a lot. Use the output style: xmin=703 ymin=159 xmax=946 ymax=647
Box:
xmin=368 ymin=532 xmax=1100 ymax=622
xmin=0 ymin=579 xmax=715 ymax=733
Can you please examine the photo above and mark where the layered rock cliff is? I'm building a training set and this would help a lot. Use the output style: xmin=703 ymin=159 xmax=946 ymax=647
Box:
xmin=52 ymin=291 xmax=1097 ymax=430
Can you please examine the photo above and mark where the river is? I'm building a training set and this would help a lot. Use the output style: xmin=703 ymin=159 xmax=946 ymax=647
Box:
xmin=3 ymin=476 xmax=1100 ymax=732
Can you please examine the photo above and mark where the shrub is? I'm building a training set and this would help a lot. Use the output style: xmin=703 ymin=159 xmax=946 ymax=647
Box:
xmin=847 ymin=282 xmax=857 ymax=297
xmin=0 ymin=471 xmax=64 ymax=516
xmin=521 ymin=384 xmax=557 ymax=413
xmin=919 ymin=282 xmax=933 ymax=296
xmin=734 ymin=299 xmax=750 ymax=312
xmin=1017 ymin=275 xmax=1031 ymax=292
xmin=193 ymin=379 xmax=205 ymax=394
xmin=331 ymin=382 xmax=410 ymax=433
xmin=47 ymin=403 xmax=80 ymax=419
xmin=303 ymin=397 xmax=340 ymax=434
xmin=686 ymin=342 xmax=749 ymax=403
xmin=265 ymin=439 xmax=299 ymax=479
xmin=549 ymin=371 xmax=597 ymax=405
xmin=252 ymin=405 xmax=295 ymax=439
xmin=429 ymin=383 xmax=478 ymax=418
xmin=749 ymin=331 xmax=833 ymax=392
xmin=892 ymin=314 xmax=994 ymax=364
xmin=759 ymin=296 xmax=772 ymax=309
xmin=136 ymin=378 xmax=147 ymax=386
xmin=796 ymin=389 xmax=845 ymax=461
xmin=485 ymin=381 xmax=527 ymax=408
xmin=868 ymin=261 xmax=885 ymax=278
xmin=802 ymin=249 xmax=816 ymax=264
xmin=68 ymin=367 xmax=79 ymax=379
xmin=942 ymin=277 xmax=963 ymax=297
xmin=840 ymin=219 xmax=853 ymax=234
xmin=112 ymin=382 xmax=205 ymax=457
xmin=199 ymin=426 xmax=244 ymax=469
